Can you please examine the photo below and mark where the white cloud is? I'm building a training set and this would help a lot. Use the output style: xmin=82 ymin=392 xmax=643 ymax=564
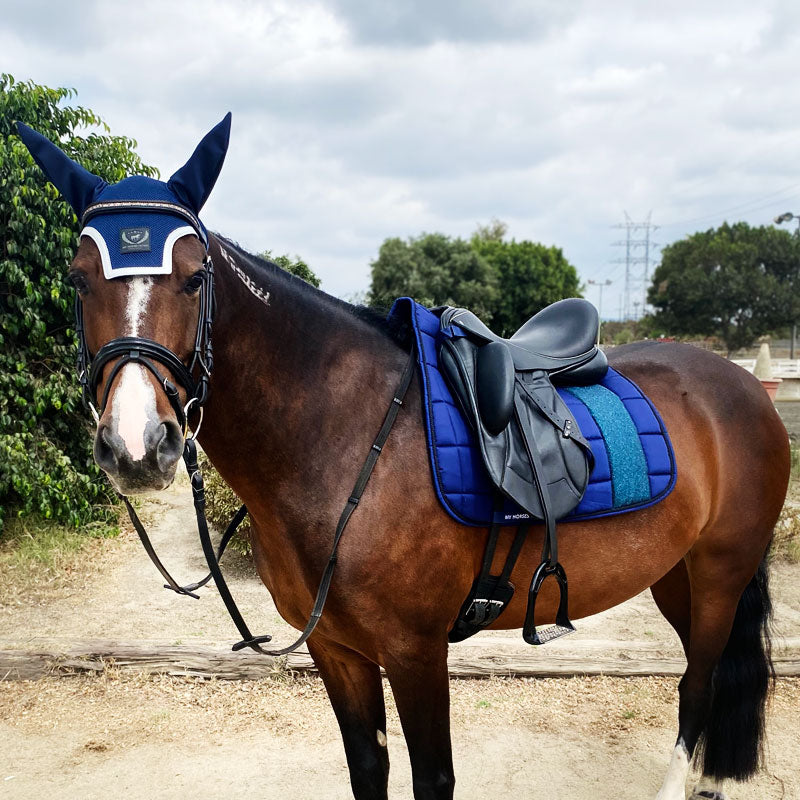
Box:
xmin=3 ymin=0 xmax=800 ymax=315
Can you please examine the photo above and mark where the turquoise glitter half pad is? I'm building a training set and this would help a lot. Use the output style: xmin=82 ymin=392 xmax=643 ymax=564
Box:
xmin=563 ymin=384 xmax=651 ymax=507
xmin=387 ymin=298 xmax=677 ymax=526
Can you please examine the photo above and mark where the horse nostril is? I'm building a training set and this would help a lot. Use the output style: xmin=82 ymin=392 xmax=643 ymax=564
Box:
xmin=155 ymin=421 xmax=184 ymax=472
xmin=94 ymin=424 xmax=119 ymax=475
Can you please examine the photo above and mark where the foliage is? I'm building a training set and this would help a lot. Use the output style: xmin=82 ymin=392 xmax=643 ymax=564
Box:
xmin=259 ymin=249 xmax=320 ymax=288
xmin=598 ymin=320 xmax=651 ymax=347
xmin=368 ymin=232 xmax=498 ymax=321
xmin=648 ymin=222 xmax=800 ymax=353
xmin=0 ymin=74 xmax=157 ymax=531
xmin=367 ymin=222 xmax=581 ymax=331
xmin=471 ymin=226 xmax=581 ymax=336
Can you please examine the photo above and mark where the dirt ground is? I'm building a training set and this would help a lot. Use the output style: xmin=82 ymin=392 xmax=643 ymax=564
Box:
xmin=1 ymin=470 xmax=800 ymax=799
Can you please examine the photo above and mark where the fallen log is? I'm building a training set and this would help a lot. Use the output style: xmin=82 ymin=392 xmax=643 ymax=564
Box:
xmin=2 ymin=638 xmax=800 ymax=681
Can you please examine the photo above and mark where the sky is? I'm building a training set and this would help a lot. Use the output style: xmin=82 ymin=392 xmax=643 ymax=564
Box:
xmin=3 ymin=0 xmax=800 ymax=319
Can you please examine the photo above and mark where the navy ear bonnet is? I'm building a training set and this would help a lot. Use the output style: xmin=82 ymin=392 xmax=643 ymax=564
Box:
xmin=16 ymin=113 xmax=231 ymax=278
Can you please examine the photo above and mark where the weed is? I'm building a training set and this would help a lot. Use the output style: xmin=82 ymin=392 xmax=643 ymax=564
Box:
xmin=774 ymin=501 xmax=800 ymax=562
xmin=0 ymin=514 xmax=119 ymax=604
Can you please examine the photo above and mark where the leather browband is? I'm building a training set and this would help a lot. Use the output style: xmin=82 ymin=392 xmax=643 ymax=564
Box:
xmin=82 ymin=200 xmax=207 ymax=247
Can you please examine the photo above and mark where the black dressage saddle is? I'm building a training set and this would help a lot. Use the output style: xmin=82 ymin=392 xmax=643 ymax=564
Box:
xmin=438 ymin=298 xmax=609 ymax=645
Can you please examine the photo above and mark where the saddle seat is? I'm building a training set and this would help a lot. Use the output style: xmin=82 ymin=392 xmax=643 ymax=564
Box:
xmin=441 ymin=297 xmax=608 ymax=394
xmin=439 ymin=298 xmax=603 ymax=375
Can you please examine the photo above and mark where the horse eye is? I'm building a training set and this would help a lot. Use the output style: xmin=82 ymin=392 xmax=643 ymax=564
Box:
xmin=184 ymin=270 xmax=206 ymax=294
xmin=68 ymin=271 xmax=90 ymax=296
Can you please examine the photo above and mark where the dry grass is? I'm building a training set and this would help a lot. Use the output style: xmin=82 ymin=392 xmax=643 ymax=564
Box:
xmin=0 ymin=516 xmax=120 ymax=608
xmin=775 ymin=502 xmax=800 ymax=563
xmin=774 ymin=451 xmax=800 ymax=562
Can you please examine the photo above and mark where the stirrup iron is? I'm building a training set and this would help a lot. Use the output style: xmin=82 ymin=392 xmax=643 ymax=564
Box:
xmin=523 ymin=560 xmax=575 ymax=645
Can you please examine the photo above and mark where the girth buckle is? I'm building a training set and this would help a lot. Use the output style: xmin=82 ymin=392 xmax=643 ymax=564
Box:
xmin=467 ymin=597 xmax=505 ymax=627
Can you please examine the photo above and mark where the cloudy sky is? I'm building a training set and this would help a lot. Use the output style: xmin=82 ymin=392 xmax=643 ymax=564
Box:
xmin=3 ymin=0 xmax=800 ymax=318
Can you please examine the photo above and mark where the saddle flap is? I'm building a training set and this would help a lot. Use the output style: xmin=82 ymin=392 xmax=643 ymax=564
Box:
xmin=476 ymin=341 xmax=515 ymax=435
xmin=438 ymin=335 xmax=591 ymax=521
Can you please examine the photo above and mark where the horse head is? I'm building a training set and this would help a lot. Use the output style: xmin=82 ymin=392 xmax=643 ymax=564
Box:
xmin=17 ymin=114 xmax=231 ymax=494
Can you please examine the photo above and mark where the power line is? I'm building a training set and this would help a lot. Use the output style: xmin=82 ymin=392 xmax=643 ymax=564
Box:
xmin=661 ymin=180 xmax=800 ymax=228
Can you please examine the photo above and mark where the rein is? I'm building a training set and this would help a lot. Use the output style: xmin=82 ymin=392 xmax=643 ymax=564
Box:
xmin=78 ymin=236 xmax=415 ymax=655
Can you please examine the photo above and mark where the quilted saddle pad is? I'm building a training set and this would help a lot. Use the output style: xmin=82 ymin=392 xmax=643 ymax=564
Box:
xmin=388 ymin=298 xmax=677 ymax=527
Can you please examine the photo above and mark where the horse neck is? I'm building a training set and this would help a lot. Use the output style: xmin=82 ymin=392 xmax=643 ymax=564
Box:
xmin=197 ymin=238 xmax=406 ymax=520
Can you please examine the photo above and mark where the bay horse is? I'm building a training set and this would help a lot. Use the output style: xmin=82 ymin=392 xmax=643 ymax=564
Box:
xmin=21 ymin=119 xmax=789 ymax=800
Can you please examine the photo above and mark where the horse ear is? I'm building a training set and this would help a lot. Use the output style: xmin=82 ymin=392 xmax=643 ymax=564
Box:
xmin=167 ymin=112 xmax=231 ymax=214
xmin=15 ymin=122 xmax=106 ymax=218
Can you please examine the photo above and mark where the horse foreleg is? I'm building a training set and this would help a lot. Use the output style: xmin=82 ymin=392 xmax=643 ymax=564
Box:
xmin=384 ymin=641 xmax=454 ymax=800
xmin=307 ymin=638 xmax=390 ymax=800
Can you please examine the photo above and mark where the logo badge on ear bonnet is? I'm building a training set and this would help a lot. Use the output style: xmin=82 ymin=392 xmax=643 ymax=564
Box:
xmin=16 ymin=113 xmax=231 ymax=278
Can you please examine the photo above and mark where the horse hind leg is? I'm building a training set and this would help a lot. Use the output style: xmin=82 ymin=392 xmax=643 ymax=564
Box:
xmin=652 ymin=547 xmax=774 ymax=800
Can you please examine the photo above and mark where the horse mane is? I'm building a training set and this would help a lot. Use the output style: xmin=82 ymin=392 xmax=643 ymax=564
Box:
xmin=213 ymin=235 xmax=409 ymax=349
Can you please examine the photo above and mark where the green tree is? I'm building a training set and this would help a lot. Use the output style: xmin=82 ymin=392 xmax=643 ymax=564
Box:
xmin=648 ymin=222 xmax=800 ymax=353
xmin=259 ymin=250 xmax=320 ymax=287
xmin=0 ymin=74 xmax=157 ymax=530
xmin=471 ymin=226 xmax=581 ymax=336
xmin=368 ymin=232 xmax=497 ymax=321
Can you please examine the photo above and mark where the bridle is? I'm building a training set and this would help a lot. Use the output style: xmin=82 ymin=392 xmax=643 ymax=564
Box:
xmin=75 ymin=200 xmax=215 ymax=438
xmin=74 ymin=211 xmax=416 ymax=656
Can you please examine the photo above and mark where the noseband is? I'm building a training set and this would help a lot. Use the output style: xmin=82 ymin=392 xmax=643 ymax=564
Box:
xmin=75 ymin=202 xmax=215 ymax=437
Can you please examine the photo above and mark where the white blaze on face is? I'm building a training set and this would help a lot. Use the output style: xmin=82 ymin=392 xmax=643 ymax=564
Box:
xmin=111 ymin=278 xmax=157 ymax=462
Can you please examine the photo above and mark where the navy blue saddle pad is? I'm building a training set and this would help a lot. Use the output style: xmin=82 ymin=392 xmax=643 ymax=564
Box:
xmin=388 ymin=298 xmax=677 ymax=527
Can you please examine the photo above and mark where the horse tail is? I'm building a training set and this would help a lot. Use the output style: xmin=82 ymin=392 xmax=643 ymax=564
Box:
xmin=697 ymin=551 xmax=775 ymax=781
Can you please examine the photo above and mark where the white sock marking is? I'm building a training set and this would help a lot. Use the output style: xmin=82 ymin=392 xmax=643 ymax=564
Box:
xmin=692 ymin=775 xmax=727 ymax=799
xmin=112 ymin=278 xmax=157 ymax=461
xmin=655 ymin=740 xmax=690 ymax=800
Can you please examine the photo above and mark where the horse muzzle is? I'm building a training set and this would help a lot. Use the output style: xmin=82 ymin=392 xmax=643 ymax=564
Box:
xmin=94 ymin=417 xmax=184 ymax=494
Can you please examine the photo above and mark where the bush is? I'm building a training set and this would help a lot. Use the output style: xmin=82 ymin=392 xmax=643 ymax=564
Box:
xmin=0 ymin=74 xmax=157 ymax=531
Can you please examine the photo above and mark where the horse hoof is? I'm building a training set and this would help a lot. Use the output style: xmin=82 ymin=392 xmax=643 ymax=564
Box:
xmin=690 ymin=791 xmax=727 ymax=800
